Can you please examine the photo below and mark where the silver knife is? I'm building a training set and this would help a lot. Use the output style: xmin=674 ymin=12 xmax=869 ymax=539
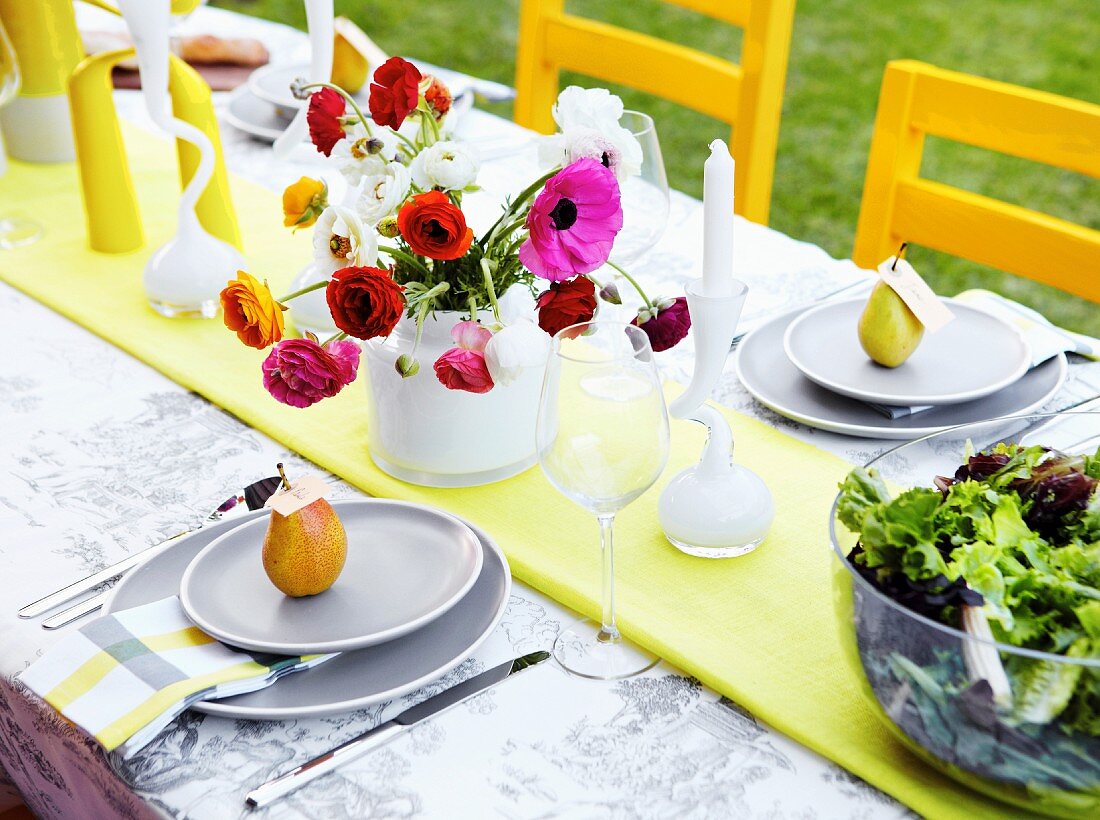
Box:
xmin=245 ymin=650 xmax=552 ymax=809
xmin=19 ymin=476 xmax=282 ymax=622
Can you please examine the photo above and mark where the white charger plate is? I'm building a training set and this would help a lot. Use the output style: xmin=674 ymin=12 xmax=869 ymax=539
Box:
xmin=738 ymin=309 xmax=1067 ymax=440
xmin=783 ymin=298 xmax=1031 ymax=405
xmin=106 ymin=505 xmax=511 ymax=719
xmin=180 ymin=499 xmax=483 ymax=654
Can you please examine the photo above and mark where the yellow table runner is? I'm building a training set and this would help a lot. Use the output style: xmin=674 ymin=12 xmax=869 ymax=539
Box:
xmin=0 ymin=127 xmax=1012 ymax=818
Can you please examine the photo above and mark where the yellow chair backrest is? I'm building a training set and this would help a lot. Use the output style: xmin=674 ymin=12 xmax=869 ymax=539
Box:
xmin=514 ymin=0 xmax=796 ymax=225
xmin=854 ymin=60 xmax=1100 ymax=303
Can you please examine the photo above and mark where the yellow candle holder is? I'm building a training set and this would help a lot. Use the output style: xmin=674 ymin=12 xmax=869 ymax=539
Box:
xmin=68 ymin=47 xmax=242 ymax=255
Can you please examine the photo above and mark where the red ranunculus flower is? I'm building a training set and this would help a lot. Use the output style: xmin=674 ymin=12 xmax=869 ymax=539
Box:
xmin=325 ymin=265 xmax=405 ymax=340
xmin=632 ymin=296 xmax=691 ymax=352
xmin=424 ymin=76 xmax=452 ymax=120
xmin=536 ymin=276 xmax=597 ymax=338
xmin=306 ymin=87 xmax=346 ymax=157
xmin=368 ymin=56 xmax=422 ymax=130
xmin=396 ymin=191 xmax=474 ymax=260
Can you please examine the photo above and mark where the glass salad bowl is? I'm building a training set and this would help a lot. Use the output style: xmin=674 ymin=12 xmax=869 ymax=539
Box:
xmin=829 ymin=412 xmax=1100 ymax=818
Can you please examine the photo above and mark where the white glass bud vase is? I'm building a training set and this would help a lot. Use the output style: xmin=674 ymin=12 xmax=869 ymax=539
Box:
xmin=364 ymin=311 xmax=543 ymax=487
xmin=286 ymin=261 xmax=340 ymax=339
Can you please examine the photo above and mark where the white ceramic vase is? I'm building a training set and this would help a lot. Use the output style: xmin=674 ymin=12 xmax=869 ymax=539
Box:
xmin=364 ymin=311 xmax=543 ymax=487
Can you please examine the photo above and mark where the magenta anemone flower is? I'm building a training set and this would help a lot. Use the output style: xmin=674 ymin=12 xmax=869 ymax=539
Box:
xmin=519 ymin=158 xmax=623 ymax=282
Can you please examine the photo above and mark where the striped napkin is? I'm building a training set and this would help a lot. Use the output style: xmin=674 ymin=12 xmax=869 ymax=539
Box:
xmin=18 ymin=597 xmax=334 ymax=757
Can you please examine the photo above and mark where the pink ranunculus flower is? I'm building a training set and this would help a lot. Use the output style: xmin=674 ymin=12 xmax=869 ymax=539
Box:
xmin=262 ymin=337 xmax=361 ymax=408
xmin=519 ymin=158 xmax=623 ymax=282
xmin=632 ymin=296 xmax=691 ymax=353
xmin=433 ymin=320 xmax=494 ymax=393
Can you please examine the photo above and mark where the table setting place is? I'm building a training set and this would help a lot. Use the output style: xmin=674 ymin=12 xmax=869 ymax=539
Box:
xmin=0 ymin=1 xmax=1099 ymax=819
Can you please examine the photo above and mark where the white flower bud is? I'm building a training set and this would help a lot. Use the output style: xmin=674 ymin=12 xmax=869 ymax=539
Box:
xmin=484 ymin=321 xmax=551 ymax=386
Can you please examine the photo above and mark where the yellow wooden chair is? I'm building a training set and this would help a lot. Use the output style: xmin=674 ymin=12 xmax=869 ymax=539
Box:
xmin=514 ymin=0 xmax=796 ymax=225
xmin=854 ymin=60 xmax=1100 ymax=303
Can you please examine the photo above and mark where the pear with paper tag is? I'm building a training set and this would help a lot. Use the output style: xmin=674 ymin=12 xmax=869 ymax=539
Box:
xmin=857 ymin=244 xmax=954 ymax=368
xmin=262 ymin=464 xmax=347 ymax=597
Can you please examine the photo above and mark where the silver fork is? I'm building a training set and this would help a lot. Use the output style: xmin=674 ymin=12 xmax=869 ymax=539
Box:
xmin=22 ymin=477 xmax=281 ymax=628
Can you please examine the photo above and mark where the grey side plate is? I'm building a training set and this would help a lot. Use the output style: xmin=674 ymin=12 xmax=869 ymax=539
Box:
xmin=783 ymin=298 xmax=1031 ymax=405
xmin=106 ymin=506 xmax=511 ymax=720
xmin=179 ymin=499 xmax=483 ymax=655
xmin=738 ymin=309 xmax=1067 ymax=440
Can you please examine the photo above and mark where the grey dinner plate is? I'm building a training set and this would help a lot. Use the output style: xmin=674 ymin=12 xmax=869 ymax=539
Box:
xmin=106 ymin=506 xmax=511 ymax=719
xmin=783 ymin=298 xmax=1031 ymax=405
xmin=180 ymin=499 xmax=483 ymax=654
xmin=737 ymin=308 xmax=1067 ymax=439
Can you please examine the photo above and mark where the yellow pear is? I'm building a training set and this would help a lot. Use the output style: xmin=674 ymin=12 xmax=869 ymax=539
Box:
xmin=262 ymin=468 xmax=347 ymax=597
xmin=330 ymin=17 xmax=387 ymax=95
xmin=857 ymin=281 xmax=925 ymax=367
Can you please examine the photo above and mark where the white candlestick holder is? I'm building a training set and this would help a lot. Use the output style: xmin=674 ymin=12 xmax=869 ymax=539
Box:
xmin=658 ymin=278 xmax=774 ymax=557
xmin=118 ymin=0 xmax=245 ymax=318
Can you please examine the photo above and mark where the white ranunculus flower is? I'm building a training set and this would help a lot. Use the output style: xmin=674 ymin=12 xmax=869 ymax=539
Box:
xmin=484 ymin=320 xmax=551 ymax=386
xmin=350 ymin=161 xmax=412 ymax=225
xmin=552 ymin=86 xmax=624 ymax=132
xmin=410 ymin=140 xmax=481 ymax=191
xmin=312 ymin=206 xmax=378 ymax=275
xmin=538 ymin=124 xmax=642 ymax=181
xmin=330 ymin=125 xmax=385 ymax=184
xmin=541 ymin=87 xmax=643 ymax=180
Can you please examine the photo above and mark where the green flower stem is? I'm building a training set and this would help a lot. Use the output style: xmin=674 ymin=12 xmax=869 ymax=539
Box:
xmin=406 ymin=281 xmax=450 ymax=307
xmin=379 ymin=245 xmax=432 ymax=277
xmin=480 ymin=258 xmax=501 ymax=323
xmin=321 ymin=331 xmax=348 ymax=346
xmin=411 ymin=297 xmax=431 ymax=357
xmin=484 ymin=215 xmax=529 ymax=254
xmin=479 ymin=167 xmax=560 ymax=247
xmin=417 ymin=100 xmax=441 ymax=144
xmin=606 ymin=260 xmax=654 ymax=310
xmin=277 ymin=279 xmax=328 ymax=302
xmin=298 ymin=81 xmax=373 ymax=137
xmin=467 ymin=295 xmax=479 ymax=321
xmin=394 ymin=129 xmax=420 ymax=157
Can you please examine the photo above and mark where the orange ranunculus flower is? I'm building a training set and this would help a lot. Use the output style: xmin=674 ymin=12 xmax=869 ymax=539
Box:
xmin=282 ymin=176 xmax=328 ymax=230
xmin=220 ymin=271 xmax=287 ymax=349
xmin=396 ymin=191 xmax=473 ymax=261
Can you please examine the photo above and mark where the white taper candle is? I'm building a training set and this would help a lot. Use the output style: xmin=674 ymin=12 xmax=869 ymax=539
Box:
xmin=701 ymin=139 xmax=735 ymax=296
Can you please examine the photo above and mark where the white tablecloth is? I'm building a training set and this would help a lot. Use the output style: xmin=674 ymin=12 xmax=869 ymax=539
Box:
xmin=2 ymin=6 xmax=1098 ymax=819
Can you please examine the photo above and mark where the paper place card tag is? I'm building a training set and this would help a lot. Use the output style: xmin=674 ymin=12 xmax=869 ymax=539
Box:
xmin=877 ymin=257 xmax=956 ymax=333
xmin=266 ymin=474 xmax=330 ymax=516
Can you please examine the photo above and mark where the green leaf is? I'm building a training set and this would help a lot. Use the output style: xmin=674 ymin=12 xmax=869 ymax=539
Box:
xmin=836 ymin=467 xmax=891 ymax=533
xmin=1009 ymin=637 xmax=1090 ymax=725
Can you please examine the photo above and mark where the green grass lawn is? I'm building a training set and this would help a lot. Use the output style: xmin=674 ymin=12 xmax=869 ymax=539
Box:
xmin=213 ymin=0 xmax=1100 ymax=334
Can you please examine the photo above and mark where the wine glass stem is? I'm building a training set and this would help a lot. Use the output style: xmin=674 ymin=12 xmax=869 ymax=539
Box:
xmin=597 ymin=513 xmax=620 ymax=644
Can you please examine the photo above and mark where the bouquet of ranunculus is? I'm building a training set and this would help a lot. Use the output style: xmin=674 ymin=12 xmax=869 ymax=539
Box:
xmin=220 ymin=58 xmax=690 ymax=408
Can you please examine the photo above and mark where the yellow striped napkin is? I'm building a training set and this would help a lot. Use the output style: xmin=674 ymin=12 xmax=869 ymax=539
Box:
xmin=18 ymin=597 xmax=333 ymax=756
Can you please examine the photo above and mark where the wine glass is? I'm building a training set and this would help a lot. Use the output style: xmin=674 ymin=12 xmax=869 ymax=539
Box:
xmin=0 ymin=18 xmax=41 ymax=249
xmin=608 ymin=111 xmax=670 ymax=267
xmin=537 ymin=321 xmax=670 ymax=679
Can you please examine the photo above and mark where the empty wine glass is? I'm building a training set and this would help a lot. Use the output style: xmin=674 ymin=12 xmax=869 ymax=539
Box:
xmin=0 ymin=18 xmax=41 ymax=250
xmin=609 ymin=111 xmax=669 ymax=267
xmin=537 ymin=321 xmax=670 ymax=679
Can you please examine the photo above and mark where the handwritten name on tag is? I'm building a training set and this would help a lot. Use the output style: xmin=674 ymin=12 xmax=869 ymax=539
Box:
xmin=877 ymin=257 xmax=956 ymax=333
xmin=266 ymin=474 xmax=331 ymax=516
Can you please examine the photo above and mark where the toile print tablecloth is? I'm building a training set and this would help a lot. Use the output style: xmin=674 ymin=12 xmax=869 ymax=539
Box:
xmin=2 ymin=6 xmax=1099 ymax=819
